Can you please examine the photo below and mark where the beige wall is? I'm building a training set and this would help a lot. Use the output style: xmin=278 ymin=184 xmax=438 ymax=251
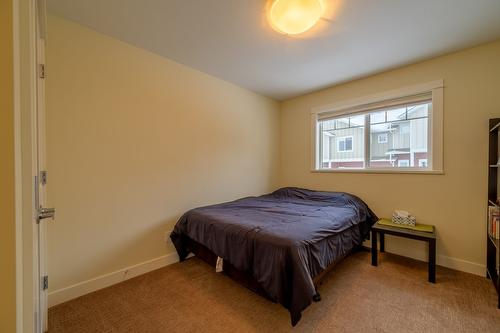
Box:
xmin=280 ymin=40 xmax=500 ymax=273
xmin=46 ymin=15 xmax=280 ymax=292
xmin=0 ymin=0 xmax=17 ymax=332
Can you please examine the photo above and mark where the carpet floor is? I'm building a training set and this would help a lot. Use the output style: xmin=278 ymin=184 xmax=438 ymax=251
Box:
xmin=49 ymin=251 xmax=500 ymax=332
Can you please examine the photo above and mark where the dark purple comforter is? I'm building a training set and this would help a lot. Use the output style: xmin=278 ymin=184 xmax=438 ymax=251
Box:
xmin=170 ymin=187 xmax=377 ymax=325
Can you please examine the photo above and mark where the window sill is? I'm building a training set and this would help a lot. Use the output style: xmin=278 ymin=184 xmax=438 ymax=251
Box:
xmin=310 ymin=168 xmax=444 ymax=175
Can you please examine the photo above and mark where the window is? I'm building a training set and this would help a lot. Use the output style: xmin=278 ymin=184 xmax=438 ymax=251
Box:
xmin=400 ymin=124 xmax=410 ymax=134
xmin=318 ymin=102 xmax=429 ymax=170
xmin=377 ymin=133 xmax=388 ymax=143
xmin=337 ymin=136 xmax=353 ymax=152
xmin=398 ymin=160 xmax=410 ymax=167
xmin=311 ymin=80 xmax=444 ymax=173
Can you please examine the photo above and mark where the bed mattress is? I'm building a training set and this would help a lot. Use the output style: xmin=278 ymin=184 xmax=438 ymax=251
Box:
xmin=170 ymin=187 xmax=378 ymax=325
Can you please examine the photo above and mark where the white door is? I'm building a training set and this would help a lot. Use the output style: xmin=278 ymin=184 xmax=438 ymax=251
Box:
xmin=34 ymin=0 xmax=52 ymax=332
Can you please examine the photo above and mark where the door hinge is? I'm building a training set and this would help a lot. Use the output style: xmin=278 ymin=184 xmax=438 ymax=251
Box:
xmin=38 ymin=63 xmax=46 ymax=79
xmin=42 ymin=275 xmax=48 ymax=291
xmin=40 ymin=170 xmax=48 ymax=185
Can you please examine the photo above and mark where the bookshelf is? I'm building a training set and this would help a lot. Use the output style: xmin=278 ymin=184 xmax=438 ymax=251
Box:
xmin=487 ymin=118 xmax=500 ymax=308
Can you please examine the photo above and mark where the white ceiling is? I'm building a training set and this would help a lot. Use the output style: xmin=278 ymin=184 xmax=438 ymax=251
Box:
xmin=47 ymin=0 xmax=500 ymax=100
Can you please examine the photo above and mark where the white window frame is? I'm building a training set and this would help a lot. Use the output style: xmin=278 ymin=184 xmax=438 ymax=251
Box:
xmin=398 ymin=159 xmax=410 ymax=167
xmin=310 ymin=80 xmax=444 ymax=174
xmin=337 ymin=136 xmax=353 ymax=152
xmin=377 ymin=133 xmax=388 ymax=144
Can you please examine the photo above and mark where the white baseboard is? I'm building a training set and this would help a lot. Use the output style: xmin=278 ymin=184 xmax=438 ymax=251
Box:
xmin=48 ymin=252 xmax=181 ymax=307
xmin=436 ymin=254 xmax=485 ymax=276
xmin=363 ymin=239 xmax=486 ymax=277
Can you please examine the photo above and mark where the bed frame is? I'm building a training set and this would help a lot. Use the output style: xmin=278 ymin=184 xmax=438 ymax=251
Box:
xmin=184 ymin=236 xmax=364 ymax=302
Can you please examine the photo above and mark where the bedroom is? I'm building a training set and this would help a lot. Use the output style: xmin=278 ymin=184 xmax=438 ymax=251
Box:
xmin=2 ymin=0 xmax=500 ymax=332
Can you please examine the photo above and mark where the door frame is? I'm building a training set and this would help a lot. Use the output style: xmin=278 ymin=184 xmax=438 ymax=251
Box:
xmin=14 ymin=0 xmax=46 ymax=332
xmin=35 ymin=2 xmax=49 ymax=330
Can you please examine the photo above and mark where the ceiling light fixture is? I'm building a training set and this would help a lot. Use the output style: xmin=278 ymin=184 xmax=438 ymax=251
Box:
xmin=269 ymin=0 xmax=324 ymax=35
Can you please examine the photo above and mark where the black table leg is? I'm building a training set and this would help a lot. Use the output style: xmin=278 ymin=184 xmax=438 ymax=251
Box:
xmin=428 ymin=239 xmax=436 ymax=283
xmin=380 ymin=232 xmax=385 ymax=253
xmin=371 ymin=229 xmax=378 ymax=266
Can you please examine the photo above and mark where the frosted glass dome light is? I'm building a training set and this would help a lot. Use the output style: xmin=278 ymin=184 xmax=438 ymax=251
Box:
xmin=269 ymin=0 xmax=324 ymax=35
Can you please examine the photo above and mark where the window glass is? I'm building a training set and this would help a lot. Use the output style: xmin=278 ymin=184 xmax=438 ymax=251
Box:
xmin=408 ymin=103 xmax=429 ymax=119
xmin=350 ymin=115 xmax=365 ymax=127
xmin=318 ymin=100 xmax=430 ymax=170
xmin=337 ymin=137 xmax=353 ymax=151
xmin=418 ymin=159 xmax=428 ymax=167
xmin=387 ymin=107 xmax=406 ymax=122
xmin=370 ymin=112 xmax=385 ymax=124
xmin=335 ymin=117 xmax=349 ymax=129
xmin=319 ymin=121 xmax=364 ymax=169
xmin=378 ymin=133 xmax=388 ymax=144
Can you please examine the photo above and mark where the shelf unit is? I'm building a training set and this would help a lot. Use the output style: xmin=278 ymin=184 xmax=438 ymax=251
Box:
xmin=487 ymin=118 xmax=500 ymax=308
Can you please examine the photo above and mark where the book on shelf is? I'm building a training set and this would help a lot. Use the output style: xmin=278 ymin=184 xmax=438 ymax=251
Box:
xmin=488 ymin=205 xmax=500 ymax=240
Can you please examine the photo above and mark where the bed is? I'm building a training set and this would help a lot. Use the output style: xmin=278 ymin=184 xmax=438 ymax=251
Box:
xmin=170 ymin=187 xmax=378 ymax=326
